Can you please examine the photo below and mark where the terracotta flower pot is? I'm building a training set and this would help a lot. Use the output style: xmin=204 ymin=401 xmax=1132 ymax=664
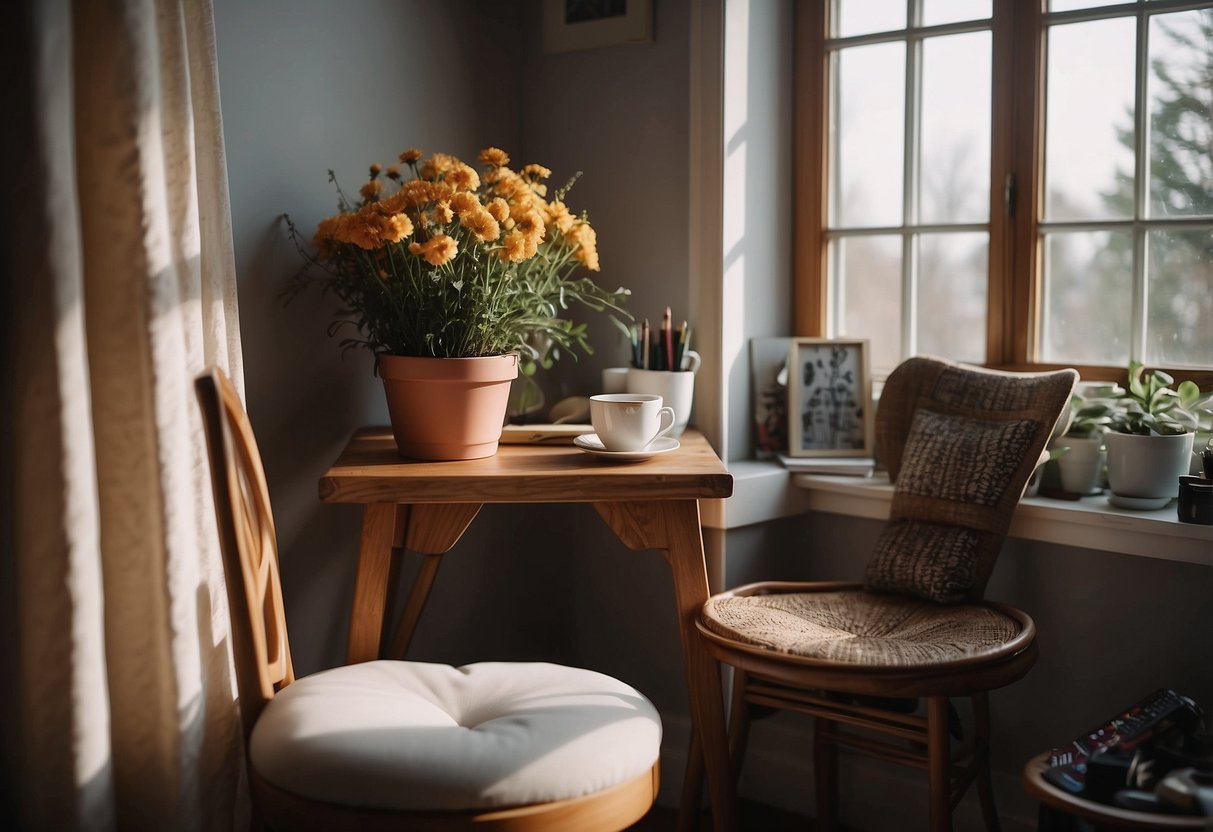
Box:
xmin=379 ymin=354 xmax=518 ymax=460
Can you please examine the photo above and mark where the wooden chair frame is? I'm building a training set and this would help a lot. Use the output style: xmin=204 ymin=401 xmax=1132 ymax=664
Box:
xmin=196 ymin=368 xmax=658 ymax=832
xmin=683 ymin=358 xmax=1076 ymax=832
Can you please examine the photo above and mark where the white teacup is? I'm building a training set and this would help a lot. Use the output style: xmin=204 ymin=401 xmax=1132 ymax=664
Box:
xmin=590 ymin=394 xmax=676 ymax=452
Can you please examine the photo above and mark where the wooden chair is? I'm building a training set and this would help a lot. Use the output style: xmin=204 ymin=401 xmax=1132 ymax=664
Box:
xmin=196 ymin=367 xmax=660 ymax=832
xmin=691 ymin=356 xmax=1077 ymax=832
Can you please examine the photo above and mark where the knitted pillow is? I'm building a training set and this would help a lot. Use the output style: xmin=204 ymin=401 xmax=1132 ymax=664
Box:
xmin=864 ymin=408 xmax=1038 ymax=603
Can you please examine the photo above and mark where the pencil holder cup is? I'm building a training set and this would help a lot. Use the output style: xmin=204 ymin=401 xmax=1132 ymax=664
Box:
xmin=626 ymin=352 xmax=700 ymax=438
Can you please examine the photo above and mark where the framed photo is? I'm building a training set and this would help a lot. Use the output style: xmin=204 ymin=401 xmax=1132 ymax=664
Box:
xmin=787 ymin=338 xmax=873 ymax=458
xmin=749 ymin=337 xmax=790 ymax=459
xmin=542 ymin=0 xmax=653 ymax=53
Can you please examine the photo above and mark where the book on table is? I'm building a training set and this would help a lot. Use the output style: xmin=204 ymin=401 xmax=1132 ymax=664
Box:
xmin=777 ymin=453 xmax=876 ymax=476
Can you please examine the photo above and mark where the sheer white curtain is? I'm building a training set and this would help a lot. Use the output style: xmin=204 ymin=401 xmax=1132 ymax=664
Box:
xmin=3 ymin=0 xmax=245 ymax=829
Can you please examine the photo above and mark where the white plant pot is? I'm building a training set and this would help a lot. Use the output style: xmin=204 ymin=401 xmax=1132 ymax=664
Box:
xmin=1104 ymin=431 xmax=1194 ymax=501
xmin=1056 ymin=436 xmax=1105 ymax=496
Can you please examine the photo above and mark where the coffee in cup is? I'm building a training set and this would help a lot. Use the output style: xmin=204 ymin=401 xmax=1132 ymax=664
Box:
xmin=590 ymin=394 xmax=676 ymax=452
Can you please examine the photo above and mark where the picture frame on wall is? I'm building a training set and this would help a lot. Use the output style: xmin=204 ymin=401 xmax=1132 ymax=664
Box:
xmin=787 ymin=338 xmax=873 ymax=458
xmin=542 ymin=0 xmax=654 ymax=53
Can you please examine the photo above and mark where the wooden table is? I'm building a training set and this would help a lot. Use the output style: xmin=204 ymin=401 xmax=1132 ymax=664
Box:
xmin=319 ymin=427 xmax=736 ymax=830
xmin=1023 ymin=752 xmax=1209 ymax=829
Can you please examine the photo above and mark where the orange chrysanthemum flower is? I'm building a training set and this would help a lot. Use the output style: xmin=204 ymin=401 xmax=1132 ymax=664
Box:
xmin=463 ymin=209 xmax=500 ymax=243
xmin=544 ymin=201 xmax=576 ymax=234
xmin=409 ymin=234 xmax=458 ymax=266
xmin=499 ymin=230 xmax=535 ymax=263
xmin=478 ymin=147 xmax=510 ymax=167
xmin=399 ymin=148 xmax=423 ymax=164
xmin=369 ymin=162 xmax=382 ymax=176
xmin=382 ymin=213 xmax=414 ymax=243
xmin=568 ymin=222 xmax=600 ymax=271
xmin=486 ymin=197 xmax=510 ymax=223
xmin=433 ymin=201 xmax=454 ymax=225
xmin=360 ymin=179 xmax=382 ymax=200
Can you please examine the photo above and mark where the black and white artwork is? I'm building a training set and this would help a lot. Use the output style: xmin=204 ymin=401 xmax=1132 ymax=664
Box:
xmin=542 ymin=0 xmax=653 ymax=52
xmin=787 ymin=338 xmax=873 ymax=457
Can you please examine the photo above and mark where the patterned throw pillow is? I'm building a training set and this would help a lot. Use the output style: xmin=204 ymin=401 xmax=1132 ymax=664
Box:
xmin=864 ymin=408 xmax=1038 ymax=604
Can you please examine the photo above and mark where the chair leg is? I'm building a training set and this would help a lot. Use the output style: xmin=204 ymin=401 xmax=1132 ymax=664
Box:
xmin=678 ymin=730 xmax=705 ymax=832
xmin=927 ymin=696 xmax=952 ymax=832
xmin=973 ymin=692 xmax=1001 ymax=832
xmin=813 ymin=717 xmax=840 ymax=832
xmin=727 ymin=669 xmax=752 ymax=784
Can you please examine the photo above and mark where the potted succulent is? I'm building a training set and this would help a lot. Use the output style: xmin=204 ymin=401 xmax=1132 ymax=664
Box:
xmin=284 ymin=147 xmax=630 ymax=460
xmin=1103 ymin=362 xmax=1212 ymax=508
xmin=1052 ymin=391 xmax=1118 ymax=496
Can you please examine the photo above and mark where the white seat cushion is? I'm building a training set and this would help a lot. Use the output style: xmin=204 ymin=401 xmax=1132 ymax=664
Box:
xmin=249 ymin=660 xmax=662 ymax=812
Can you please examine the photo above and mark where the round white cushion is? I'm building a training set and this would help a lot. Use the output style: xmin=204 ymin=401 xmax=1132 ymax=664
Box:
xmin=249 ymin=660 xmax=662 ymax=811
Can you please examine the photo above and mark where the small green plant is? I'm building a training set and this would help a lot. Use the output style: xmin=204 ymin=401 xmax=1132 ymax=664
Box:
xmin=1109 ymin=361 xmax=1213 ymax=436
xmin=1065 ymin=394 xmax=1117 ymax=439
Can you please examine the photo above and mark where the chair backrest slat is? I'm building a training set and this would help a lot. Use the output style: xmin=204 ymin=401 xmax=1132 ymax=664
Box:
xmin=196 ymin=368 xmax=295 ymax=745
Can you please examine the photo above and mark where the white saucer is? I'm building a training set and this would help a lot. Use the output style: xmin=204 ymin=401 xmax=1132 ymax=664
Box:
xmin=1107 ymin=493 xmax=1173 ymax=511
xmin=573 ymin=433 xmax=680 ymax=462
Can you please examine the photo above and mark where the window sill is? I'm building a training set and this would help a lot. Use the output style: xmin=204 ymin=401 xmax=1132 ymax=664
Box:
xmin=701 ymin=462 xmax=1213 ymax=567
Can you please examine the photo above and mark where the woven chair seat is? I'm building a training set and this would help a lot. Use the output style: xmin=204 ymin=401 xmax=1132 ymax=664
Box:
xmin=702 ymin=589 xmax=1025 ymax=668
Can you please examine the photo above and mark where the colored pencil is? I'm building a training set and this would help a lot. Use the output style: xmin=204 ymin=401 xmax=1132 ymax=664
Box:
xmin=663 ymin=307 xmax=673 ymax=372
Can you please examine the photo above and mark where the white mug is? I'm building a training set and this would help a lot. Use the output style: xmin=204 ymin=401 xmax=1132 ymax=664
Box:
xmin=625 ymin=351 xmax=701 ymax=438
xmin=590 ymin=394 xmax=676 ymax=452
xmin=626 ymin=368 xmax=694 ymax=438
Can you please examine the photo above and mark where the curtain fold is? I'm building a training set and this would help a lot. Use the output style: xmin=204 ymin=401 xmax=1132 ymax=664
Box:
xmin=4 ymin=0 xmax=245 ymax=829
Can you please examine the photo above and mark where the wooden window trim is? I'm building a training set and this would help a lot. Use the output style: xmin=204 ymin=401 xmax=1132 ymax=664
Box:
xmin=792 ymin=0 xmax=1213 ymax=391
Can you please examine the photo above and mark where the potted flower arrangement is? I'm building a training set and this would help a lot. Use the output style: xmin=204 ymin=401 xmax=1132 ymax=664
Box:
xmin=284 ymin=147 xmax=630 ymax=460
xmin=1104 ymin=362 xmax=1212 ymax=508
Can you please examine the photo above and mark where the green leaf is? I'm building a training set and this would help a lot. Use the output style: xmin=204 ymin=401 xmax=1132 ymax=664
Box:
xmin=1177 ymin=380 xmax=1201 ymax=408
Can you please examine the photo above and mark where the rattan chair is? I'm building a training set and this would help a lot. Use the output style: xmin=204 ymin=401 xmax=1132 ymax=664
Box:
xmin=693 ymin=356 xmax=1077 ymax=832
xmin=196 ymin=367 xmax=661 ymax=832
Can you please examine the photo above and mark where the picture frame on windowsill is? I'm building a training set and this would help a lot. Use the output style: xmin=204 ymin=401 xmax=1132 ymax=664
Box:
xmin=787 ymin=338 xmax=874 ymax=458
xmin=542 ymin=0 xmax=654 ymax=54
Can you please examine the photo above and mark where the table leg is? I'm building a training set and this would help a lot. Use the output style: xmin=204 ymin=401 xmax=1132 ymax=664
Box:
xmin=346 ymin=502 xmax=483 ymax=665
xmin=387 ymin=503 xmax=483 ymax=659
xmin=594 ymin=499 xmax=736 ymax=832
xmin=347 ymin=503 xmax=400 ymax=664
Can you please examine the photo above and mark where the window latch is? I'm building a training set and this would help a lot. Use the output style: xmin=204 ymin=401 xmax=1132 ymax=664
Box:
xmin=1004 ymin=173 xmax=1016 ymax=217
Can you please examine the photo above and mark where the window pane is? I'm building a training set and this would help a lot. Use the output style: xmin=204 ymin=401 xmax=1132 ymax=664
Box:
xmin=923 ymin=0 xmax=991 ymax=27
xmin=832 ymin=235 xmax=902 ymax=374
xmin=1044 ymin=18 xmax=1136 ymax=221
xmin=1040 ymin=230 xmax=1133 ymax=365
xmin=834 ymin=42 xmax=906 ymax=227
xmin=835 ymin=0 xmax=906 ymax=38
xmin=1147 ymin=10 xmax=1213 ymax=219
xmin=1146 ymin=228 xmax=1213 ymax=367
xmin=920 ymin=32 xmax=991 ymax=224
xmin=1049 ymin=1 xmax=1113 ymax=11
xmin=917 ymin=233 xmax=988 ymax=363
